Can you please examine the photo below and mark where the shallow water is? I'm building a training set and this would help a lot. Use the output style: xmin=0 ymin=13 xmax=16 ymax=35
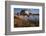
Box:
xmin=24 ymin=15 xmax=39 ymax=21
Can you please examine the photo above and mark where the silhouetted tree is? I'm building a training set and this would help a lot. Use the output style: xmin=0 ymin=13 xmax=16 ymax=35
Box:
xmin=16 ymin=12 xmax=19 ymax=16
xmin=20 ymin=10 xmax=25 ymax=15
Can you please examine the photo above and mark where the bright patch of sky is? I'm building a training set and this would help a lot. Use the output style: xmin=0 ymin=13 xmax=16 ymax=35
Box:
xmin=14 ymin=8 xmax=39 ymax=14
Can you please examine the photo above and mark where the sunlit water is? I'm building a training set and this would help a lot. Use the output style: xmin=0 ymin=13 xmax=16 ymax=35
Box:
xmin=24 ymin=15 xmax=39 ymax=21
xmin=15 ymin=15 xmax=39 ymax=21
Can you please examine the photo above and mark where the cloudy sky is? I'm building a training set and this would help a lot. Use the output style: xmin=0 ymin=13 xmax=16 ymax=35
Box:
xmin=14 ymin=8 xmax=39 ymax=14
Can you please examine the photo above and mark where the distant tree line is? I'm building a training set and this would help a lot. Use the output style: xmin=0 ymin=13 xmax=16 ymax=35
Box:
xmin=16 ymin=9 xmax=39 ymax=16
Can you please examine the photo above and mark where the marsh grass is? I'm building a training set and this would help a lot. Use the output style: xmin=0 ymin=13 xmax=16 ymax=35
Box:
xmin=14 ymin=15 xmax=39 ymax=27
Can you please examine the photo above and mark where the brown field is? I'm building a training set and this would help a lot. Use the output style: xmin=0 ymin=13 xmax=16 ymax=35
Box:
xmin=14 ymin=15 xmax=39 ymax=27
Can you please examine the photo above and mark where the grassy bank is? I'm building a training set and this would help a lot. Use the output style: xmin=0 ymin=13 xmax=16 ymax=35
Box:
xmin=14 ymin=16 xmax=39 ymax=27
